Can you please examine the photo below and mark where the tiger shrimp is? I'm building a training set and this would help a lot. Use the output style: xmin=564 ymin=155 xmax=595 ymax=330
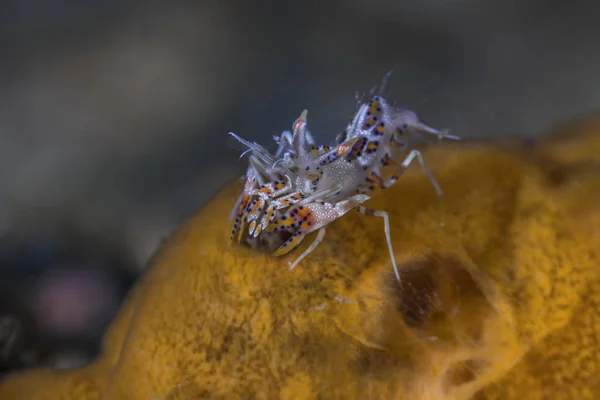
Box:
xmin=228 ymin=78 xmax=458 ymax=280
xmin=259 ymin=95 xmax=458 ymax=280
xmin=228 ymin=114 xmax=367 ymax=243
xmin=227 ymin=132 xmax=299 ymax=242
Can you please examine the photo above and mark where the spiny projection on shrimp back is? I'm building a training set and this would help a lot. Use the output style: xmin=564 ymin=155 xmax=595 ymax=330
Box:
xmin=227 ymin=72 xmax=460 ymax=281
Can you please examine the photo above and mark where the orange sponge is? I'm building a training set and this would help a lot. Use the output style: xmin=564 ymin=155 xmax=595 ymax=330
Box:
xmin=1 ymin=115 xmax=599 ymax=400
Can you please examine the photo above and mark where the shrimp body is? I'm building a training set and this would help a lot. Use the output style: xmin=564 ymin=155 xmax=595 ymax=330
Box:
xmin=287 ymin=96 xmax=453 ymax=203
xmin=228 ymin=85 xmax=458 ymax=280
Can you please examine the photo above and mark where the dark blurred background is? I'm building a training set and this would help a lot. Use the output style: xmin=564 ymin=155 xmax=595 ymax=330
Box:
xmin=1 ymin=0 xmax=600 ymax=375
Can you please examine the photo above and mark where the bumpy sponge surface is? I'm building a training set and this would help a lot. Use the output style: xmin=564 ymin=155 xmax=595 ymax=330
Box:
xmin=1 ymin=115 xmax=600 ymax=400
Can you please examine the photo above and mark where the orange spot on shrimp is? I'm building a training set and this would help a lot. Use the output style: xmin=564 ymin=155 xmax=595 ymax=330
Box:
xmin=272 ymin=232 xmax=305 ymax=257
xmin=362 ymin=117 xmax=376 ymax=129
xmin=344 ymin=137 xmax=367 ymax=161
xmin=293 ymin=118 xmax=305 ymax=132
xmin=274 ymin=214 xmax=295 ymax=228
xmin=232 ymin=194 xmax=251 ymax=242
xmin=336 ymin=144 xmax=351 ymax=156
xmin=248 ymin=220 xmax=257 ymax=234
xmin=366 ymin=172 xmax=384 ymax=188
xmin=300 ymin=213 xmax=316 ymax=230
xmin=248 ymin=200 xmax=261 ymax=214
xmin=238 ymin=194 xmax=250 ymax=213
xmin=368 ymin=99 xmax=381 ymax=116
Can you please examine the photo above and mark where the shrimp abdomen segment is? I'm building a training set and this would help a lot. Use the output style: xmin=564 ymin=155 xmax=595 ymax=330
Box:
xmin=271 ymin=194 xmax=370 ymax=258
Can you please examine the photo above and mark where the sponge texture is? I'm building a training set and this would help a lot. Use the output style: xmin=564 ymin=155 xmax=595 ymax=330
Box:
xmin=1 ymin=115 xmax=600 ymax=400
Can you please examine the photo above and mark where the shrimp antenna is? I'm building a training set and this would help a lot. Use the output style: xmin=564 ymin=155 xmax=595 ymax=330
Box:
xmin=239 ymin=148 xmax=253 ymax=159
xmin=228 ymin=132 xmax=259 ymax=158
xmin=228 ymin=132 xmax=256 ymax=149
xmin=377 ymin=70 xmax=394 ymax=97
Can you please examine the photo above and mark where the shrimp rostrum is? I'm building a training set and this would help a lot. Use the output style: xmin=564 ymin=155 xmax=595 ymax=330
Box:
xmin=228 ymin=92 xmax=458 ymax=281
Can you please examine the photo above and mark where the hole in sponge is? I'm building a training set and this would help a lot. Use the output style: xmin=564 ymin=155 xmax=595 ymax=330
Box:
xmin=387 ymin=255 xmax=494 ymax=343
